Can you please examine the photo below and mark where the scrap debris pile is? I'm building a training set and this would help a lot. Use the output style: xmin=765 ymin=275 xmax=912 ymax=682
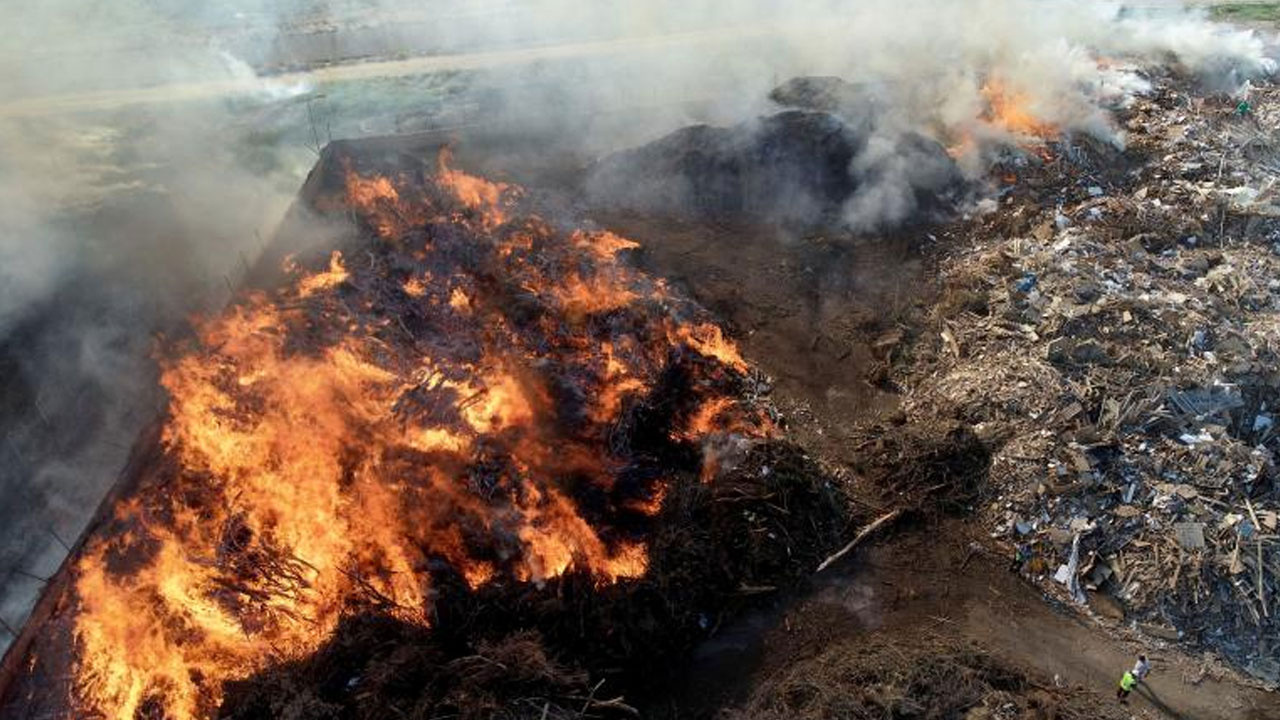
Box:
xmin=2 ymin=143 xmax=845 ymax=720
xmin=887 ymin=70 xmax=1280 ymax=684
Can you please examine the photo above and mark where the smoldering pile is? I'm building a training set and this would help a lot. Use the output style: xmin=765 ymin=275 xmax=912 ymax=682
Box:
xmin=582 ymin=0 xmax=1280 ymax=237
xmin=587 ymin=77 xmax=965 ymax=232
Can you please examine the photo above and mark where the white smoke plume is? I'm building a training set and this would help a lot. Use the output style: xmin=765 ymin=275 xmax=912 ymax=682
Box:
xmin=510 ymin=0 xmax=1278 ymax=230
xmin=375 ymin=0 xmax=1274 ymax=230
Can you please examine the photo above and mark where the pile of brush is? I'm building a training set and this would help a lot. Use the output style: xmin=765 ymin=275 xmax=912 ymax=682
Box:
xmin=220 ymin=442 xmax=846 ymax=719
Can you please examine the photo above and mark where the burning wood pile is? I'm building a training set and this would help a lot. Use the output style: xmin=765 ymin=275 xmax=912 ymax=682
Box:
xmin=0 ymin=143 xmax=844 ymax=719
xmin=873 ymin=68 xmax=1280 ymax=686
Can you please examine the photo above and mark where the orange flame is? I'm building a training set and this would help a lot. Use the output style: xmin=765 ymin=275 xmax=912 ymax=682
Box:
xmin=66 ymin=150 xmax=768 ymax=720
xmin=295 ymin=250 xmax=349 ymax=297
xmin=981 ymin=78 xmax=1059 ymax=139
xmin=437 ymin=147 xmax=514 ymax=228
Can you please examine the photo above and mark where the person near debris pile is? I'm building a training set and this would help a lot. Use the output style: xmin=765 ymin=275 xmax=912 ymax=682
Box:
xmin=1132 ymin=655 xmax=1151 ymax=684
xmin=1116 ymin=670 xmax=1137 ymax=702
xmin=1008 ymin=543 xmax=1032 ymax=573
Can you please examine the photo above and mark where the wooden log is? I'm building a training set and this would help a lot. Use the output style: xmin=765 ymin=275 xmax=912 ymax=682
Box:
xmin=815 ymin=510 xmax=902 ymax=574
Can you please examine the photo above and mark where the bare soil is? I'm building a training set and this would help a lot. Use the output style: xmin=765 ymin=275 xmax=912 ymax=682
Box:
xmin=596 ymin=214 xmax=917 ymax=463
xmin=599 ymin=213 xmax=1280 ymax=720
xmin=668 ymin=519 xmax=1280 ymax=720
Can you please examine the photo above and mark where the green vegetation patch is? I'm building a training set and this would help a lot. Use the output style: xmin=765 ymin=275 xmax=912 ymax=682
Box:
xmin=1209 ymin=2 xmax=1280 ymax=23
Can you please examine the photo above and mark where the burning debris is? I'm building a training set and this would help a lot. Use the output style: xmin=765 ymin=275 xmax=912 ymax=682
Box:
xmin=0 ymin=143 xmax=845 ymax=719
xmin=7 ymin=5 xmax=1280 ymax=719
xmin=221 ymin=441 xmax=844 ymax=719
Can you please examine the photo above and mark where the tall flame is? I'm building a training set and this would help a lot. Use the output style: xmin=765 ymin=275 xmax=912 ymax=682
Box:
xmin=67 ymin=150 xmax=769 ymax=719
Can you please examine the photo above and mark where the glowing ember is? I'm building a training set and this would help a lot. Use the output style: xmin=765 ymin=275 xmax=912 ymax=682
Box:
xmin=65 ymin=149 xmax=769 ymax=720
xmin=402 ymin=274 xmax=429 ymax=297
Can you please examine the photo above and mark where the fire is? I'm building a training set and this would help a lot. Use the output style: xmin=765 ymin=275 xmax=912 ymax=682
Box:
xmin=946 ymin=133 xmax=978 ymax=160
xmin=448 ymin=286 xmax=472 ymax=312
xmin=295 ymin=250 xmax=348 ymax=297
xmin=683 ymin=396 xmax=737 ymax=439
xmin=573 ymin=229 xmax=640 ymax=259
xmin=402 ymin=274 xmax=429 ymax=297
xmin=980 ymin=78 xmax=1059 ymax=140
xmin=670 ymin=322 xmax=748 ymax=372
xmin=66 ymin=149 xmax=769 ymax=720
xmin=436 ymin=146 xmax=513 ymax=228
xmin=342 ymin=171 xmax=409 ymax=239
xmin=948 ymin=76 xmax=1060 ymax=169
xmin=592 ymin=340 xmax=648 ymax=422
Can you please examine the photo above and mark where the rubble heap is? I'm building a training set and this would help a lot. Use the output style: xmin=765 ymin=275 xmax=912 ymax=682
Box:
xmin=889 ymin=70 xmax=1280 ymax=685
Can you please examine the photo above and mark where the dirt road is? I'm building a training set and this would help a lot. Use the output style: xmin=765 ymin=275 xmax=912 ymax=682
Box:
xmin=0 ymin=23 xmax=776 ymax=120
xmin=677 ymin=520 xmax=1278 ymax=719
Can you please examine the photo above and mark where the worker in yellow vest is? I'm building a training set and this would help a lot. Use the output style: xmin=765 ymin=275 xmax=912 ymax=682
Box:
xmin=1116 ymin=670 xmax=1137 ymax=702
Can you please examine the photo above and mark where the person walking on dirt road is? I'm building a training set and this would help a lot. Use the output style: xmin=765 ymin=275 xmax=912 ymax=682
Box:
xmin=1132 ymin=654 xmax=1151 ymax=684
xmin=1117 ymin=669 xmax=1138 ymax=702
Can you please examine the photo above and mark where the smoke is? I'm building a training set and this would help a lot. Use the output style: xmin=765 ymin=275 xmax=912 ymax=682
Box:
xmin=811 ymin=0 xmax=1275 ymax=226
xmin=557 ymin=0 xmax=1278 ymax=230
xmin=0 ymin=0 xmax=1275 ymax=656
xmin=0 ymin=1 xmax=310 ymax=653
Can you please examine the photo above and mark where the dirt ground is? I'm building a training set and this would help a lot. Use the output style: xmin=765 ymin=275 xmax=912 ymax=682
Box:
xmin=597 ymin=214 xmax=916 ymax=464
xmin=594 ymin=214 xmax=1280 ymax=719
xmin=668 ymin=520 xmax=1280 ymax=720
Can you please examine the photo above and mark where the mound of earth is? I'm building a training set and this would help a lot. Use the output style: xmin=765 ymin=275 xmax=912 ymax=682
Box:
xmin=587 ymin=105 xmax=963 ymax=230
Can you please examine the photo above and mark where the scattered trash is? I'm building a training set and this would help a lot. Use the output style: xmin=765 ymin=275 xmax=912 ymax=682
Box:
xmin=1174 ymin=522 xmax=1206 ymax=550
xmin=886 ymin=69 xmax=1280 ymax=681
xmin=1057 ymin=534 xmax=1087 ymax=605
